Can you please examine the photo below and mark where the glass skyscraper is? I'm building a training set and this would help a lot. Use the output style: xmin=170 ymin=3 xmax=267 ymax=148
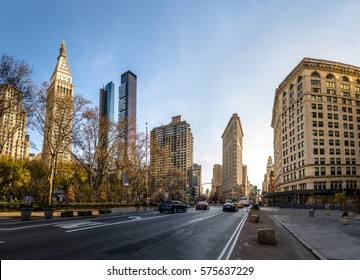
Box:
xmin=99 ymin=81 xmax=115 ymax=122
xmin=118 ymin=71 xmax=137 ymax=155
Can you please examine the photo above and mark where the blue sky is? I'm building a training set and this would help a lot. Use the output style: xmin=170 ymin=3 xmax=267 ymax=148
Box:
xmin=2 ymin=0 xmax=360 ymax=191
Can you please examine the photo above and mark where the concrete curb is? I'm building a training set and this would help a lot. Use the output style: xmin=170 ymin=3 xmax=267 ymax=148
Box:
xmin=273 ymin=214 xmax=327 ymax=260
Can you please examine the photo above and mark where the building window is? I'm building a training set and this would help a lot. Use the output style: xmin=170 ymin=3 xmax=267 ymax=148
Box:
xmin=321 ymin=167 xmax=326 ymax=175
xmin=330 ymin=181 xmax=342 ymax=189
xmin=326 ymin=82 xmax=335 ymax=88
xmin=314 ymin=167 xmax=319 ymax=176
xmin=314 ymin=182 xmax=326 ymax=189
xmin=346 ymin=167 xmax=351 ymax=175
xmin=342 ymin=76 xmax=349 ymax=82
xmin=311 ymin=80 xmax=321 ymax=86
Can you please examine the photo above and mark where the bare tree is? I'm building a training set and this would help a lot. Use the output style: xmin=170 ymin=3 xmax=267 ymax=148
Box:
xmin=71 ymin=107 xmax=120 ymax=200
xmin=0 ymin=54 xmax=33 ymax=118
xmin=72 ymin=112 xmax=150 ymax=203
xmin=26 ymin=82 xmax=91 ymax=205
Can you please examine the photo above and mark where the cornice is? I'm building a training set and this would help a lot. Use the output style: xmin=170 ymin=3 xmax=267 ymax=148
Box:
xmin=271 ymin=57 xmax=360 ymax=128
xmin=276 ymin=58 xmax=360 ymax=94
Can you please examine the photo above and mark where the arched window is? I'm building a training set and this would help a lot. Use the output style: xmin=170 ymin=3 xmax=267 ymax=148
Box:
xmin=342 ymin=76 xmax=349 ymax=82
xmin=297 ymin=76 xmax=303 ymax=83
xmin=282 ymin=91 xmax=287 ymax=97
xmin=326 ymin=74 xmax=335 ymax=80
xmin=311 ymin=72 xmax=320 ymax=78
xmin=290 ymin=84 xmax=294 ymax=91
xmin=355 ymin=79 xmax=360 ymax=85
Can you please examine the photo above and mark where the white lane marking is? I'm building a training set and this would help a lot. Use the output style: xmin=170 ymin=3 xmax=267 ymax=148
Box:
xmin=217 ymin=212 xmax=249 ymax=260
xmin=0 ymin=241 xmax=5 ymax=244
xmin=189 ymin=218 xmax=203 ymax=223
xmin=128 ymin=216 xmax=142 ymax=220
xmin=65 ymin=215 xmax=168 ymax=233
xmin=54 ymin=221 xmax=105 ymax=230
xmin=189 ymin=213 xmax=222 ymax=223
xmin=0 ymin=211 xmax=158 ymax=231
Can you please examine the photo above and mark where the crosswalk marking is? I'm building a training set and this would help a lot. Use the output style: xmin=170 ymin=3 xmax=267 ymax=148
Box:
xmin=54 ymin=221 xmax=105 ymax=231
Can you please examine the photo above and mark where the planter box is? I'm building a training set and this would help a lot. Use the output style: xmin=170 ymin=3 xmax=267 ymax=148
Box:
xmin=44 ymin=208 xmax=55 ymax=219
xmin=249 ymin=214 xmax=260 ymax=223
xmin=61 ymin=210 xmax=74 ymax=218
xmin=77 ymin=210 xmax=93 ymax=216
xmin=342 ymin=217 xmax=350 ymax=225
xmin=258 ymin=228 xmax=276 ymax=245
xmin=99 ymin=209 xmax=112 ymax=214
xmin=20 ymin=208 xmax=33 ymax=221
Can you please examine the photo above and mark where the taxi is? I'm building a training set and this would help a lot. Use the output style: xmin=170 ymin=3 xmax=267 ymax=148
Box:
xmin=235 ymin=201 xmax=243 ymax=208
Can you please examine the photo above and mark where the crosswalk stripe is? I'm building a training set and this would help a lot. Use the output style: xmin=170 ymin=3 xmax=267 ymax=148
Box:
xmin=54 ymin=221 xmax=105 ymax=230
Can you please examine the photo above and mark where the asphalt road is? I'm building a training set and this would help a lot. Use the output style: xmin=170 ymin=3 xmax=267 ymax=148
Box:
xmin=0 ymin=206 xmax=248 ymax=260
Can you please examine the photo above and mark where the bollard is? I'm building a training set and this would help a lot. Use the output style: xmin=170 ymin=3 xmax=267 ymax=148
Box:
xmin=309 ymin=208 xmax=314 ymax=218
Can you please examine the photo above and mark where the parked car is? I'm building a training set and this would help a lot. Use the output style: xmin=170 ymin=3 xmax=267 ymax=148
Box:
xmin=158 ymin=201 xmax=187 ymax=213
xmin=223 ymin=202 xmax=238 ymax=212
xmin=196 ymin=201 xmax=210 ymax=210
xmin=235 ymin=201 xmax=243 ymax=208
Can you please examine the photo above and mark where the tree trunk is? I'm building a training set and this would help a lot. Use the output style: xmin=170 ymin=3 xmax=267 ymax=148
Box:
xmin=46 ymin=157 xmax=56 ymax=206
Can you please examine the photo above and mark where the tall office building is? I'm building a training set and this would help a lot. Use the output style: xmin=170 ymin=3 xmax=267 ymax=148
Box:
xmin=222 ymin=113 xmax=244 ymax=201
xmin=242 ymin=164 xmax=250 ymax=197
xmin=99 ymin=81 xmax=115 ymax=156
xmin=118 ymin=71 xmax=137 ymax=156
xmin=150 ymin=115 xmax=194 ymax=197
xmin=0 ymin=86 xmax=29 ymax=160
xmin=270 ymin=58 xmax=360 ymax=205
xmin=211 ymin=164 xmax=222 ymax=201
xmin=188 ymin=163 xmax=202 ymax=199
xmin=100 ymin=81 xmax=115 ymax=122
xmin=42 ymin=41 xmax=74 ymax=164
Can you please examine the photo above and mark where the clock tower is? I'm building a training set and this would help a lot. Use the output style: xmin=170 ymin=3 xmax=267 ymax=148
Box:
xmin=42 ymin=40 xmax=74 ymax=165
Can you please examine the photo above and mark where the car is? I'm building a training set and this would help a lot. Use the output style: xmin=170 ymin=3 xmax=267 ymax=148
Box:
xmin=196 ymin=201 xmax=210 ymax=210
xmin=235 ymin=201 xmax=243 ymax=208
xmin=158 ymin=200 xmax=187 ymax=213
xmin=223 ymin=202 xmax=238 ymax=212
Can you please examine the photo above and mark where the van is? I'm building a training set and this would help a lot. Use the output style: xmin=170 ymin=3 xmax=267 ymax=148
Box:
xmin=240 ymin=197 xmax=250 ymax=206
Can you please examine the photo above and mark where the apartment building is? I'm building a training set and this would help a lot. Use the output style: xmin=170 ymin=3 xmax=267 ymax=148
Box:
xmin=150 ymin=115 xmax=193 ymax=199
xmin=0 ymin=86 xmax=29 ymax=160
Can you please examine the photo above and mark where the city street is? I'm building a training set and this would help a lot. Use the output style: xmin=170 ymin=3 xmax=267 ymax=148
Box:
xmin=0 ymin=206 xmax=248 ymax=260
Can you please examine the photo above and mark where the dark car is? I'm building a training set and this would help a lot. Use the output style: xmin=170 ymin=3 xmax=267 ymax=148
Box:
xmin=196 ymin=201 xmax=210 ymax=210
xmin=158 ymin=200 xmax=187 ymax=213
xmin=223 ymin=202 xmax=238 ymax=212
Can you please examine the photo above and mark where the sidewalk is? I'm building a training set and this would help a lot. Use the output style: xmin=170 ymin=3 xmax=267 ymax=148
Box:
xmin=231 ymin=207 xmax=360 ymax=260
xmin=230 ymin=208 xmax=317 ymax=260
xmin=274 ymin=208 xmax=360 ymax=260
